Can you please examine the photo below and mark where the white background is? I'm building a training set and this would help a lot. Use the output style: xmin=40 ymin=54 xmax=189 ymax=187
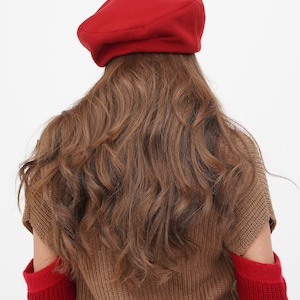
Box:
xmin=1 ymin=0 xmax=299 ymax=299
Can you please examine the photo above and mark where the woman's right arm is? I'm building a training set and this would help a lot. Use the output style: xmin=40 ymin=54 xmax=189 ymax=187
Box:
xmin=231 ymin=222 xmax=288 ymax=300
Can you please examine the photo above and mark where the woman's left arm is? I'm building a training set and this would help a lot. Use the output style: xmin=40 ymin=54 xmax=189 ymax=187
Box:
xmin=33 ymin=229 xmax=57 ymax=271
xmin=23 ymin=229 xmax=76 ymax=300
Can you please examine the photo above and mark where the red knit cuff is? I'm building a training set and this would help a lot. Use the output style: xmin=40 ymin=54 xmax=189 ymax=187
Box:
xmin=231 ymin=252 xmax=285 ymax=284
xmin=23 ymin=258 xmax=73 ymax=293
xmin=231 ymin=252 xmax=288 ymax=300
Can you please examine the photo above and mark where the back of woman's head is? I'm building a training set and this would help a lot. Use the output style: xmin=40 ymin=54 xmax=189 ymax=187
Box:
xmin=19 ymin=53 xmax=253 ymax=288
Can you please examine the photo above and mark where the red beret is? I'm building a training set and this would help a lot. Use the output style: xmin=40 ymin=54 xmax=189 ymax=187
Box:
xmin=77 ymin=0 xmax=206 ymax=67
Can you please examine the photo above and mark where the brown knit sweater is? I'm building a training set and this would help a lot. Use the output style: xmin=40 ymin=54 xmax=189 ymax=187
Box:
xmin=22 ymin=135 xmax=276 ymax=300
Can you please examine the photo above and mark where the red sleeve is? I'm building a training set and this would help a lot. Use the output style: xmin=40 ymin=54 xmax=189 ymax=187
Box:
xmin=231 ymin=252 xmax=288 ymax=300
xmin=23 ymin=258 xmax=76 ymax=300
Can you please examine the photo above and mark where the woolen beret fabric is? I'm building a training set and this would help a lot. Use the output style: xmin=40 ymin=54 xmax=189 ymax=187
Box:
xmin=77 ymin=0 xmax=206 ymax=67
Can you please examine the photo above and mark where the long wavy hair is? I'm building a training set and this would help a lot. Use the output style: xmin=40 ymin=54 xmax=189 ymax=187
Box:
xmin=18 ymin=53 xmax=256 ymax=287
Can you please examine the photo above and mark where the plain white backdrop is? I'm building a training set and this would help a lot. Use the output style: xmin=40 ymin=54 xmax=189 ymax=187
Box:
xmin=1 ymin=0 xmax=299 ymax=298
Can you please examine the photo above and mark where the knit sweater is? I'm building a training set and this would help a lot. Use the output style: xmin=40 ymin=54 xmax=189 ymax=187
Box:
xmin=22 ymin=134 xmax=277 ymax=299
xmin=23 ymin=252 xmax=287 ymax=299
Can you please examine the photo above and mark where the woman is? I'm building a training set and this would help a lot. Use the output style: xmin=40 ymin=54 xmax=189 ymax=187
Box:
xmin=19 ymin=0 xmax=287 ymax=299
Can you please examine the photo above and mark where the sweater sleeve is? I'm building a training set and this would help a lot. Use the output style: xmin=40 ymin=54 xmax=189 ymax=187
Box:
xmin=24 ymin=258 xmax=76 ymax=300
xmin=231 ymin=252 xmax=287 ymax=300
xmin=223 ymin=134 xmax=276 ymax=255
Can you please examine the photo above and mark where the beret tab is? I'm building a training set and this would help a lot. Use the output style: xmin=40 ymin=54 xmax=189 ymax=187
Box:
xmin=77 ymin=0 xmax=205 ymax=67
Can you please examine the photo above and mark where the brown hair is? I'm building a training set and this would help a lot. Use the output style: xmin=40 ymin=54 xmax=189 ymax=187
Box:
xmin=18 ymin=53 xmax=255 ymax=287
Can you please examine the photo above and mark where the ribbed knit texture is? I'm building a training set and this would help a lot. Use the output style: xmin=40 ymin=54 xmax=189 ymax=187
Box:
xmin=23 ymin=253 xmax=288 ymax=300
xmin=231 ymin=252 xmax=288 ymax=300
xmin=22 ymin=134 xmax=278 ymax=299
xmin=24 ymin=259 xmax=76 ymax=300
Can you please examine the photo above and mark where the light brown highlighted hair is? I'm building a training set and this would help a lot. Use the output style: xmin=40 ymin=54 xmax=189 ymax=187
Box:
xmin=18 ymin=53 xmax=256 ymax=288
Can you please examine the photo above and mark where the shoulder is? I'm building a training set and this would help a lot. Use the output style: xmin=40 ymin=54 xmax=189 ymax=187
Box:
xmin=215 ymin=128 xmax=262 ymax=166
